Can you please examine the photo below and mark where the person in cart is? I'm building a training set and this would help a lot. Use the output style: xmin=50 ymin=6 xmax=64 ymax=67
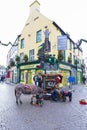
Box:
xmin=51 ymin=74 xmax=63 ymax=101
xmin=51 ymin=74 xmax=72 ymax=102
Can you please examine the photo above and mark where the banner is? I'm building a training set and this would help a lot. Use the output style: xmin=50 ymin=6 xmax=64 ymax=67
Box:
xmin=57 ymin=35 xmax=67 ymax=50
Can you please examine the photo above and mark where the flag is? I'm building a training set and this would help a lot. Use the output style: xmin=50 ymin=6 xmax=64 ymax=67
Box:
xmin=38 ymin=43 xmax=44 ymax=50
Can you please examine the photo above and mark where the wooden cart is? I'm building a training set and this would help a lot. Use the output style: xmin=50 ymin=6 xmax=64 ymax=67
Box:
xmin=42 ymin=74 xmax=62 ymax=92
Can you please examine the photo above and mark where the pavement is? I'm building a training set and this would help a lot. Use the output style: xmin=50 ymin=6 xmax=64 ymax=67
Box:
xmin=0 ymin=83 xmax=87 ymax=130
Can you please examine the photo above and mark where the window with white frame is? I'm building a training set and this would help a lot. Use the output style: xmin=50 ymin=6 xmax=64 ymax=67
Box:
xmin=29 ymin=49 xmax=34 ymax=61
xmin=36 ymin=30 xmax=42 ymax=43
xmin=20 ymin=53 xmax=24 ymax=62
xmin=20 ymin=38 xmax=24 ymax=49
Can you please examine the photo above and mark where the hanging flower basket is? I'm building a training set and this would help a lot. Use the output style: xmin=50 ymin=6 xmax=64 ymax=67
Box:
xmin=23 ymin=54 xmax=28 ymax=62
xmin=75 ymin=60 xmax=79 ymax=65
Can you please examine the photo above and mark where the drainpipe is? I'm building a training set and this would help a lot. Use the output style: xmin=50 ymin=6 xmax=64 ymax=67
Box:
xmin=76 ymin=65 xmax=78 ymax=84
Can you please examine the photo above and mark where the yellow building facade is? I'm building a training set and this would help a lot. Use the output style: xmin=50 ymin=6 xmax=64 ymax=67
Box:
xmin=17 ymin=0 xmax=83 ymax=86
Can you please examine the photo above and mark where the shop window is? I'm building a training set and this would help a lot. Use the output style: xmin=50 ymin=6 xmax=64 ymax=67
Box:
xmin=70 ymin=41 xmax=72 ymax=50
xmin=36 ymin=30 xmax=42 ymax=43
xmin=21 ymin=71 xmax=24 ymax=82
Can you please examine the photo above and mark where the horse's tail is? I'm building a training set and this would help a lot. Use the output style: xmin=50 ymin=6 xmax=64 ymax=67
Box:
xmin=15 ymin=88 xmax=17 ymax=96
xmin=15 ymin=85 xmax=19 ymax=96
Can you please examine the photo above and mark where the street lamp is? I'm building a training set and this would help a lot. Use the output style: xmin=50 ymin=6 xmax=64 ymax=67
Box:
xmin=48 ymin=54 xmax=56 ymax=65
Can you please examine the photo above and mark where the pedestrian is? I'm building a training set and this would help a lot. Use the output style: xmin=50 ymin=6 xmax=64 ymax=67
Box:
xmin=83 ymin=76 xmax=86 ymax=84
xmin=33 ymin=74 xmax=38 ymax=86
xmin=68 ymin=75 xmax=73 ymax=89
xmin=37 ymin=73 xmax=43 ymax=88
xmin=51 ymin=83 xmax=62 ymax=102
xmin=1 ymin=75 xmax=5 ymax=82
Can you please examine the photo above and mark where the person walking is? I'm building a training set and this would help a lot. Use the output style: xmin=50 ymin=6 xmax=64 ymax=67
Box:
xmin=83 ymin=76 xmax=86 ymax=84
xmin=68 ymin=75 xmax=73 ymax=89
xmin=37 ymin=73 xmax=43 ymax=88
xmin=33 ymin=74 xmax=38 ymax=86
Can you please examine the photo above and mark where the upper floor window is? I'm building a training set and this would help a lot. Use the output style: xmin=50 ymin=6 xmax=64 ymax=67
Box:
xmin=36 ymin=30 xmax=42 ymax=43
xmin=78 ymin=49 xmax=80 ymax=56
xmin=73 ymin=55 xmax=75 ymax=63
xmin=20 ymin=38 xmax=24 ymax=49
xmin=70 ymin=41 xmax=72 ymax=50
xmin=63 ymin=51 xmax=66 ymax=62
xmin=20 ymin=53 xmax=24 ymax=62
xmin=44 ymin=29 xmax=50 ymax=39
xmin=29 ymin=49 xmax=34 ymax=61
xmin=70 ymin=53 xmax=72 ymax=59
xmin=73 ymin=44 xmax=75 ymax=52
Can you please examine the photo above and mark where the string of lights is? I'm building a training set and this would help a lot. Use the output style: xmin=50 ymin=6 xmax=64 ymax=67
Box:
xmin=0 ymin=41 xmax=18 ymax=46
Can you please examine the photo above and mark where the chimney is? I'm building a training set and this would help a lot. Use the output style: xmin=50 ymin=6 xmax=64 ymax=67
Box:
xmin=29 ymin=0 xmax=40 ymax=14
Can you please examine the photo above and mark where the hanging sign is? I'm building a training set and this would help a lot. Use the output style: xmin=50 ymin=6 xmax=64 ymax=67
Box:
xmin=57 ymin=35 xmax=67 ymax=50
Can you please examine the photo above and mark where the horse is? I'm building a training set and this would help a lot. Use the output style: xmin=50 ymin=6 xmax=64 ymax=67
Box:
xmin=15 ymin=83 xmax=43 ymax=104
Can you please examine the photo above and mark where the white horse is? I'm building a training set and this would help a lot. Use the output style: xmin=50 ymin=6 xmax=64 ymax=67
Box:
xmin=15 ymin=84 xmax=43 ymax=104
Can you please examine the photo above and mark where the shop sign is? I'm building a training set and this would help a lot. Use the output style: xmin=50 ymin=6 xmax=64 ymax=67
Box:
xmin=20 ymin=64 xmax=39 ymax=69
xmin=59 ymin=64 xmax=71 ymax=70
xmin=44 ymin=63 xmax=57 ymax=70
xmin=57 ymin=35 xmax=67 ymax=50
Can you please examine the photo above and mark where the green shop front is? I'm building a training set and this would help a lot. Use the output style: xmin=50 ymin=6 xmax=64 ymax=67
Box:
xmin=58 ymin=61 xmax=83 ymax=86
xmin=17 ymin=61 xmax=43 ymax=84
xmin=17 ymin=60 xmax=83 ymax=86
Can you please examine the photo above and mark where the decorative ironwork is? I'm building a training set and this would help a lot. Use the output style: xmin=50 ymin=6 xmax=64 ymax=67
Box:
xmin=74 ymin=39 xmax=87 ymax=49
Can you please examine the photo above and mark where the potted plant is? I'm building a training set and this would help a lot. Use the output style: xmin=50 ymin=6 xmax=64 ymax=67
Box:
xmin=16 ymin=55 xmax=20 ymax=63
xmin=74 ymin=59 xmax=79 ymax=65
xmin=68 ymin=57 xmax=72 ymax=63
xmin=23 ymin=54 xmax=28 ymax=62
xmin=10 ymin=59 xmax=15 ymax=67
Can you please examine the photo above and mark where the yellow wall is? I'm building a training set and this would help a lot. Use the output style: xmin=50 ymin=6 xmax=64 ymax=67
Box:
xmin=18 ymin=0 xmax=82 ymax=65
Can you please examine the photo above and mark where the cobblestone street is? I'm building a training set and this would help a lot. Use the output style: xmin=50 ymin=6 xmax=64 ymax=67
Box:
xmin=0 ymin=83 xmax=87 ymax=130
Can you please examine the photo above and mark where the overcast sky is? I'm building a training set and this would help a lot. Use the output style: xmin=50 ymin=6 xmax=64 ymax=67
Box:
xmin=0 ymin=0 xmax=87 ymax=67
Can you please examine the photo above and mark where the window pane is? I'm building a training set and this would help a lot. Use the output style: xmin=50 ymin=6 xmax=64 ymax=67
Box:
xmin=36 ymin=30 xmax=42 ymax=42
xmin=21 ymin=71 xmax=24 ymax=81
xmin=20 ymin=38 xmax=24 ymax=48
xmin=29 ymin=49 xmax=34 ymax=61
xmin=20 ymin=53 xmax=24 ymax=62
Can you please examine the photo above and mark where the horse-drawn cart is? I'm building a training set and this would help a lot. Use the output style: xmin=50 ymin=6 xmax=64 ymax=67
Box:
xmin=42 ymin=73 xmax=72 ymax=102
xmin=42 ymin=73 xmax=62 ymax=91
